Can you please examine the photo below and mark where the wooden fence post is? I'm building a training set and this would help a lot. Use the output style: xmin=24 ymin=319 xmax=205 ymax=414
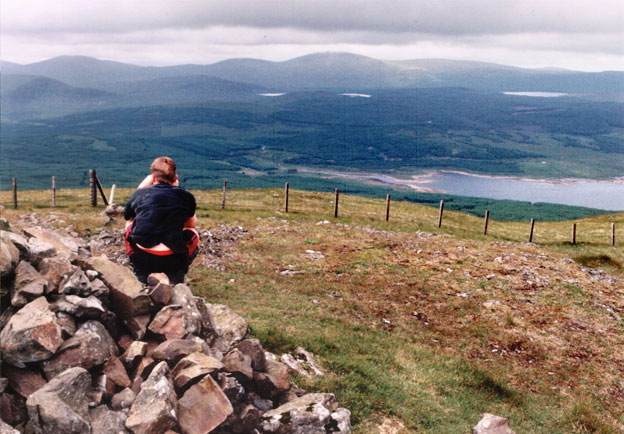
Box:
xmin=89 ymin=170 xmax=97 ymax=207
xmin=385 ymin=194 xmax=391 ymax=222
xmin=284 ymin=182 xmax=289 ymax=213
xmin=93 ymin=172 xmax=109 ymax=206
xmin=571 ymin=223 xmax=576 ymax=245
xmin=12 ymin=178 xmax=17 ymax=209
xmin=612 ymin=223 xmax=616 ymax=247
xmin=51 ymin=176 xmax=56 ymax=208
xmin=221 ymin=179 xmax=227 ymax=210
xmin=437 ymin=200 xmax=444 ymax=228
xmin=483 ymin=210 xmax=490 ymax=235
xmin=529 ymin=218 xmax=535 ymax=243
xmin=334 ymin=188 xmax=339 ymax=218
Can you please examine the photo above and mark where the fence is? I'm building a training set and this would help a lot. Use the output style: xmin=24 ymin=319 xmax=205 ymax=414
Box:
xmin=4 ymin=173 xmax=621 ymax=247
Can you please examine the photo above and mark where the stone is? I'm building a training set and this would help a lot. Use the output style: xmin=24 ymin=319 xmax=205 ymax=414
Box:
xmin=22 ymin=227 xmax=86 ymax=260
xmin=111 ymin=388 xmax=136 ymax=411
xmin=0 ymin=297 xmax=63 ymax=368
xmin=0 ymin=239 xmax=19 ymax=277
xmin=37 ymin=257 xmax=76 ymax=293
xmin=148 ymin=305 xmax=196 ymax=340
xmin=87 ymin=255 xmax=151 ymax=320
xmin=42 ymin=320 xmax=117 ymax=380
xmin=260 ymin=393 xmax=350 ymax=434
xmin=11 ymin=261 xmax=47 ymax=308
xmin=473 ymin=413 xmax=516 ymax=434
xmin=131 ymin=356 xmax=157 ymax=383
xmin=117 ymin=334 xmax=134 ymax=351
xmin=152 ymin=339 xmax=206 ymax=363
xmin=59 ymin=269 xmax=91 ymax=296
xmin=203 ymin=303 xmax=248 ymax=352
xmin=217 ymin=373 xmax=245 ymax=403
xmin=121 ymin=341 xmax=148 ymax=365
xmin=236 ymin=339 xmax=267 ymax=373
xmin=123 ymin=314 xmax=151 ymax=340
xmin=86 ymin=269 xmax=99 ymax=280
xmin=89 ymin=405 xmax=130 ymax=434
xmin=52 ymin=294 xmax=106 ymax=319
xmin=222 ymin=348 xmax=253 ymax=380
xmin=89 ymin=278 xmax=110 ymax=299
xmin=149 ymin=282 xmax=174 ymax=306
xmin=253 ymin=359 xmax=290 ymax=398
xmin=125 ymin=361 xmax=177 ymax=434
xmin=177 ymin=375 xmax=233 ymax=434
xmin=1 ymin=231 xmax=29 ymax=259
xmin=281 ymin=348 xmax=325 ymax=379
xmin=237 ymin=404 xmax=262 ymax=433
xmin=0 ymin=379 xmax=7 ymax=394
xmin=0 ymin=419 xmax=20 ymax=434
xmin=171 ymin=352 xmax=224 ymax=390
xmin=146 ymin=273 xmax=169 ymax=287
xmin=26 ymin=237 xmax=56 ymax=265
xmin=0 ymin=307 xmax=16 ymax=334
xmin=4 ymin=366 xmax=46 ymax=399
xmin=102 ymin=356 xmax=132 ymax=388
xmin=55 ymin=312 xmax=77 ymax=338
xmin=26 ymin=367 xmax=92 ymax=434
xmin=0 ymin=393 xmax=28 ymax=427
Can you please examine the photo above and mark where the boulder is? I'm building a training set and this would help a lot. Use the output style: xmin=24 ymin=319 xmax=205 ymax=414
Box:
xmin=26 ymin=367 xmax=92 ymax=434
xmin=473 ymin=413 xmax=516 ymax=434
xmin=171 ymin=352 xmax=223 ymax=390
xmin=89 ymin=405 xmax=130 ymax=434
xmin=148 ymin=303 xmax=200 ymax=340
xmin=177 ymin=375 xmax=233 ymax=434
xmin=120 ymin=341 xmax=148 ymax=365
xmin=26 ymin=237 xmax=56 ymax=265
xmin=193 ymin=297 xmax=222 ymax=346
xmin=0 ymin=239 xmax=19 ymax=278
xmin=0 ymin=230 xmax=29 ymax=260
xmin=253 ymin=359 xmax=290 ymax=398
xmin=11 ymin=261 xmax=47 ymax=307
xmin=22 ymin=227 xmax=86 ymax=260
xmin=0 ymin=419 xmax=20 ymax=434
xmin=37 ymin=257 xmax=76 ymax=293
xmin=260 ymin=393 xmax=351 ymax=434
xmin=125 ymin=361 xmax=178 ymax=434
xmin=149 ymin=282 xmax=174 ymax=306
xmin=102 ymin=356 xmax=132 ymax=388
xmin=146 ymin=273 xmax=170 ymax=287
xmin=111 ymin=388 xmax=136 ymax=411
xmin=42 ymin=320 xmax=117 ymax=380
xmin=123 ymin=314 xmax=151 ymax=340
xmin=203 ymin=303 xmax=248 ymax=352
xmin=4 ymin=366 xmax=47 ymax=398
xmin=236 ymin=339 xmax=266 ymax=373
xmin=89 ymin=278 xmax=110 ymax=299
xmin=87 ymin=255 xmax=151 ymax=320
xmin=52 ymin=294 xmax=106 ymax=319
xmin=59 ymin=269 xmax=91 ymax=297
xmin=217 ymin=373 xmax=245 ymax=403
xmin=0 ymin=297 xmax=63 ymax=367
xmin=55 ymin=312 xmax=77 ymax=338
xmin=152 ymin=339 xmax=206 ymax=363
xmin=222 ymin=348 xmax=253 ymax=381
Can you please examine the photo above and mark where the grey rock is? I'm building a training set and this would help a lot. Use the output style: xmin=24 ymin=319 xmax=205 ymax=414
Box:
xmin=204 ymin=303 xmax=249 ymax=353
xmin=0 ymin=239 xmax=19 ymax=278
xmin=11 ymin=261 xmax=47 ymax=308
xmin=122 ymin=314 xmax=151 ymax=340
xmin=37 ymin=257 xmax=76 ymax=293
xmin=217 ymin=373 xmax=245 ymax=403
xmin=125 ymin=361 xmax=177 ymax=434
xmin=26 ymin=367 xmax=92 ymax=434
xmin=59 ymin=269 xmax=91 ymax=297
xmin=85 ymin=270 xmax=99 ymax=280
xmin=260 ymin=393 xmax=351 ymax=434
xmin=0 ymin=419 xmax=20 ymax=434
xmin=55 ymin=312 xmax=77 ymax=338
xmin=89 ymin=278 xmax=110 ymax=299
xmin=0 ymin=297 xmax=63 ymax=367
xmin=473 ymin=413 xmax=516 ymax=434
xmin=22 ymin=227 xmax=86 ymax=261
xmin=193 ymin=296 xmax=223 ymax=346
xmin=237 ymin=339 xmax=267 ymax=373
xmin=111 ymin=388 xmax=136 ymax=411
xmin=0 ymin=231 xmax=29 ymax=259
xmin=151 ymin=339 xmax=206 ymax=363
xmin=89 ymin=405 xmax=129 ymax=434
xmin=52 ymin=295 xmax=105 ymax=319
xmin=170 ymin=351 xmax=223 ymax=390
xmin=177 ymin=375 xmax=233 ymax=434
xmin=26 ymin=238 xmax=56 ymax=265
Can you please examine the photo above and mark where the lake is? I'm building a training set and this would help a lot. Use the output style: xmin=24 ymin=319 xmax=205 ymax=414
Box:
xmin=319 ymin=170 xmax=624 ymax=211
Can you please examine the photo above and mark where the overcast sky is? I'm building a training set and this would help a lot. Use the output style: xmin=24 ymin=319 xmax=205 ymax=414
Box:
xmin=1 ymin=0 xmax=623 ymax=71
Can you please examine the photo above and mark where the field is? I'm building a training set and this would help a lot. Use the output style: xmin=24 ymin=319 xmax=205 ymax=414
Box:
xmin=1 ymin=187 xmax=623 ymax=433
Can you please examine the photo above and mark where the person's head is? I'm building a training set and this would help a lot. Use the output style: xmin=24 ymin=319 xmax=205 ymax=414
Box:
xmin=150 ymin=156 xmax=177 ymax=184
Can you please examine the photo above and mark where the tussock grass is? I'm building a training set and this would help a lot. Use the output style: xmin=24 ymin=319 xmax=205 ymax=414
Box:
xmin=2 ymin=187 xmax=623 ymax=433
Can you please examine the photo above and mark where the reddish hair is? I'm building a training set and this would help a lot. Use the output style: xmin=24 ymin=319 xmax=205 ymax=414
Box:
xmin=150 ymin=156 xmax=177 ymax=184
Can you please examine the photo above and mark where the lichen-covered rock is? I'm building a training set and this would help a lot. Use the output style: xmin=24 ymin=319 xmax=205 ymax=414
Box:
xmin=11 ymin=261 xmax=47 ymax=307
xmin=171 ymin=352 xmax=223 ymax=390
xmin=148 ymin=284 xmax=202 ymax=340
xmin=59 ymin=269 xmax=91 ymax=297
xmin=42 ymin=320 xmax=117 ymax=380
xmin=177 ymin=375 xmax=233 ymax=434
xmin=26 ymin=367 xmax=92 ymax=434
xmin=260 ymin=393 xmax=351 ymax=434
xmin=89 ymin=405 xmax=130 ymax=434
xmin=27 ymin=237 xmax=56 ymax=265
xmin=52 ymin=294 xmax=105 ymax=319
xmin=0 ymin=230 xmax=29 ymax=260
xmin=0 ymin=297 xmax=63 ymax=367
xmin=87 ymin=255 xmax=151 ymax=320
xmin=0 ymin=239 xmax=19 ymax=278
xmin=23 ymin=227 xmax=86 ymax=261
xmin=203 ymin=303 xmax=248 ymax=352
xmin=125 ymin=361 xmax=177 ymax=434
xmin=37 ymin=257 xmax=76 ymax=292
xmin=0 ymin=419 xmax=20 ymax=434
xmin=473 ymin=413 xmax=516 ymax=434
xmin=193 ymin=296 xmax=223 ymax=347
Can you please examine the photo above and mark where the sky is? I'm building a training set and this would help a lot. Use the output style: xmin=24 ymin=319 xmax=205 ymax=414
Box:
xmin=1 ymin=0 xmax=623 ymax=71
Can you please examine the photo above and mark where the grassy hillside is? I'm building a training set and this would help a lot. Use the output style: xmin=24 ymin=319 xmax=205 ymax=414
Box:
xmin=2 ymin=188 xmax=623 ymax=433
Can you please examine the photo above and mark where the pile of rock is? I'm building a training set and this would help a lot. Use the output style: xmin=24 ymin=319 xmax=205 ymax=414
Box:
xmin=0 ymin=225 xmax=350 ymax=433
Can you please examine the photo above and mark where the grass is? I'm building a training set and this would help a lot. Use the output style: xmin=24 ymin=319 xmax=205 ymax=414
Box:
xmin=2 ymin=187 xmax=623 ymax=433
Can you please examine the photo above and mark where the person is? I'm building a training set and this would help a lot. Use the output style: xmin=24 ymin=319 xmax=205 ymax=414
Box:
xmin=123 ymin=156 xmax=199 ymax=284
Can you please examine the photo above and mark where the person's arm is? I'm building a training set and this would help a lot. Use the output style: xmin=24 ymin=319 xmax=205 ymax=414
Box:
xmin=137 ymin=174 xmax=155 ymax=189
xmin=184 ymin=214 xmax=197 ymax=229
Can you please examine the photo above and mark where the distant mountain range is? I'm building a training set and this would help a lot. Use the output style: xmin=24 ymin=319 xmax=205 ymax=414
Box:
xmin=2 ymin=52 xmax=623 ymax=119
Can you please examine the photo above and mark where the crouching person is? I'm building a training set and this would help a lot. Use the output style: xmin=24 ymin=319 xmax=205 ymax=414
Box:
xmin=124 ymin=156 xmax=199 ymax=284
